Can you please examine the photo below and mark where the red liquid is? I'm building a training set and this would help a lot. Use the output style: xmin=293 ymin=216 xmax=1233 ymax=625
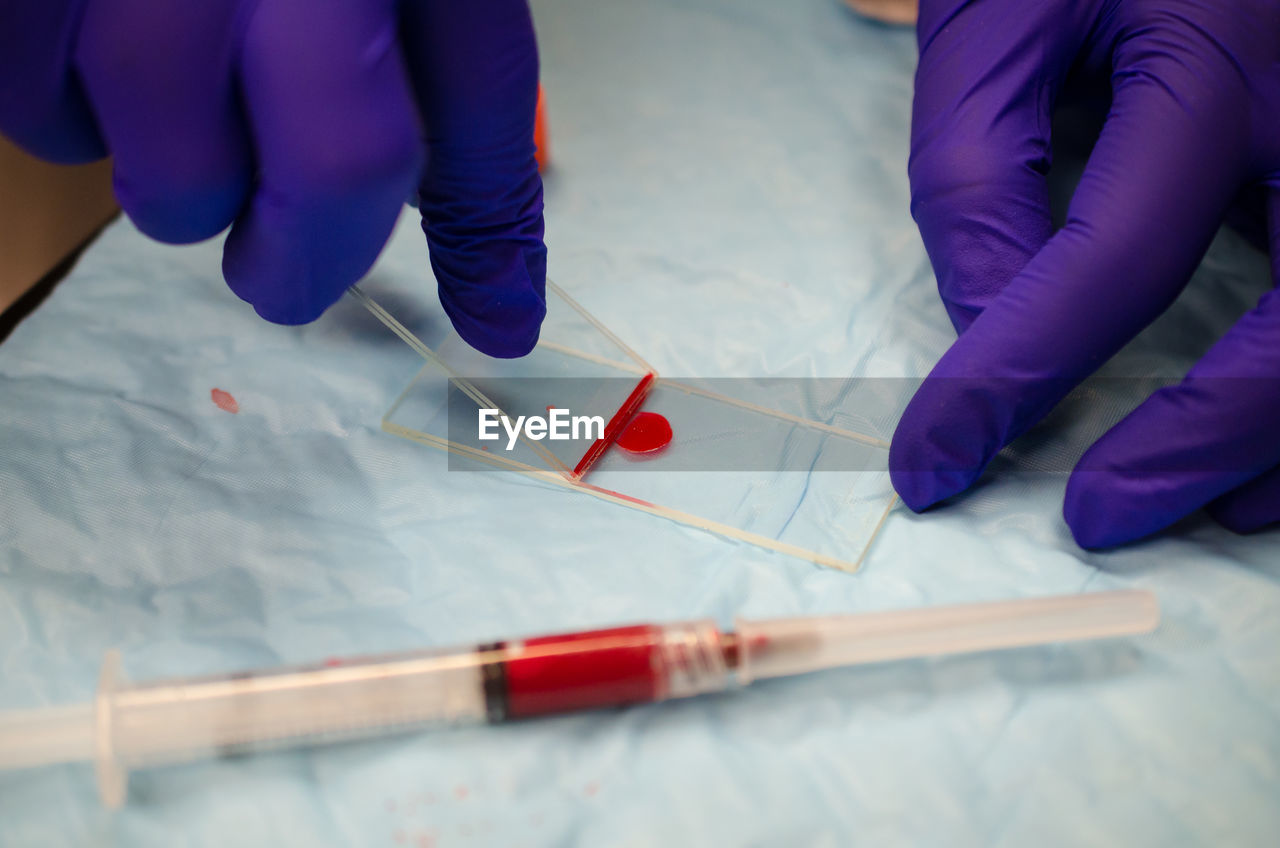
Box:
xmin=571 ymin=374 xmax=655 ymax=477
xmin=616 ymin=412 xmax=672 ymax=455
xmin=502 ymin=625 xmax=666 ymax=719
xmin=210 ymin=388 xmax=238 ymax=414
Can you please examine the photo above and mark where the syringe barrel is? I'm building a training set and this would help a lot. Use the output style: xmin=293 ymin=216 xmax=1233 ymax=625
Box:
xmin=90 ymin=620 xmax=730 ymax=805
xmin=105 ymin=648 xmax=492 ymax=771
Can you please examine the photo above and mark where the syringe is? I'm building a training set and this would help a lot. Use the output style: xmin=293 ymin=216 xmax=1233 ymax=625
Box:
xmin=0 ymin=590 xmax=1158 ymax=808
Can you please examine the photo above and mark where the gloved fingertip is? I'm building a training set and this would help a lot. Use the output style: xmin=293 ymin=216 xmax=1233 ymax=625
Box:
xmin=1204 ymin=501 xmax=1264 ymax=536
xmin=222 ymin=237 xmax=337 ymax=327
xmin=888 ymin=469 xmax=946 ymax=513
xmin=251 ymin=298 xmax=328 ymax=327
xmin=1064 ymin=470 xmax=1182 ymax=550
xmin=115 ymin=171 xmax=248 ymax=246
xmin=889 ymin=465 xmax=983 ymax=513
xmin=431 ymin=228 xmax=547 ymax=358
xmin=1206 ymin=470 xmax=1280 ymax=535
xmin=889 ymin=394 xmax=993 ymax=511
xmin=439 ymin=274 xmax=547 ymax=359
xmin=1063 ymin=473 xmax=1126 ymax=549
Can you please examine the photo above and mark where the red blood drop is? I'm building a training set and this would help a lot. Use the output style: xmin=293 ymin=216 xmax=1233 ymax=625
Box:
xmin=210 ymin=388 xmax=239 ymax=414
xmin=616 ymin=412 xmax=672 ymax=455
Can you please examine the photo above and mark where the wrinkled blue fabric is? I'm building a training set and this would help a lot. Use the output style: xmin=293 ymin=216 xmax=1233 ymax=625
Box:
xmin=893 ymin=0 xmax=1280 ymax=548
xmin=1 ymin=2 xmax=1278 ymax=846
xmin=0 ymin=0 xmax=546 ymax=356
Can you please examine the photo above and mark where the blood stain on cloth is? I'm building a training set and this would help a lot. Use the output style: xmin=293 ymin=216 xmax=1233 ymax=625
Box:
xmin=616 ymin=412 xmax=672 ymax=455
xmin=210 ymin=388 xmax=239 ymax=414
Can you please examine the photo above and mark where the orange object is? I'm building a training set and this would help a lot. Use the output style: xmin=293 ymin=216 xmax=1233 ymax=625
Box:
xmin=533 ymin=84 xmax=549 ymax=172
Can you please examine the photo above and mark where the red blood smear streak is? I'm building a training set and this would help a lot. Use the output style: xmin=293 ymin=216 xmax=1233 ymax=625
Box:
xmin=210 ymin=388 xmax=238 ymax=414
xmin=503 ymin=625 xmax=666 ymax=719
xmin=571 ymin=373 xmax=655 ymax=478
xmin=616 ymin=412 xmax=672 ymax=454
xmin=578 ymin=482 xmax=656 ymax=509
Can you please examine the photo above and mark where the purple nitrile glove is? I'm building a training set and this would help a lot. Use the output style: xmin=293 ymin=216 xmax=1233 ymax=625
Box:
xmin=892 ymin=0 xmax=1280 ymax=547
xmin=0 ymin=0 xmax=546 ymax=358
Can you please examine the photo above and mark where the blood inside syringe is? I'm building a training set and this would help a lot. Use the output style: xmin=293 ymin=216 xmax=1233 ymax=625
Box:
xmin=479 ymin=625 xmax=769 ymax=720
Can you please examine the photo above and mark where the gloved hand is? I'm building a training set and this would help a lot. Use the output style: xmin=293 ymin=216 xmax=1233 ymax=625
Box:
xmin=892 ymin=0 xmax=1280 ymax=546
xmin=0 ymin=0 xmax=546 ymax=358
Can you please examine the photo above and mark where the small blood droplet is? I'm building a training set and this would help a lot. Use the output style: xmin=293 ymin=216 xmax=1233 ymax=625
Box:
xmin=616 ymin=412 xmax=672 ymax=455
xmin=211 ymin=388 xmax=239 ymax=414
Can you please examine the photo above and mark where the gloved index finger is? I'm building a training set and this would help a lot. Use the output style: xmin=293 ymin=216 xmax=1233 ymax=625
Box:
xmin=400 ymin=0 xmax=547 ymax=359
xmin=891 ymin=28 xmax=1251 ymax=512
